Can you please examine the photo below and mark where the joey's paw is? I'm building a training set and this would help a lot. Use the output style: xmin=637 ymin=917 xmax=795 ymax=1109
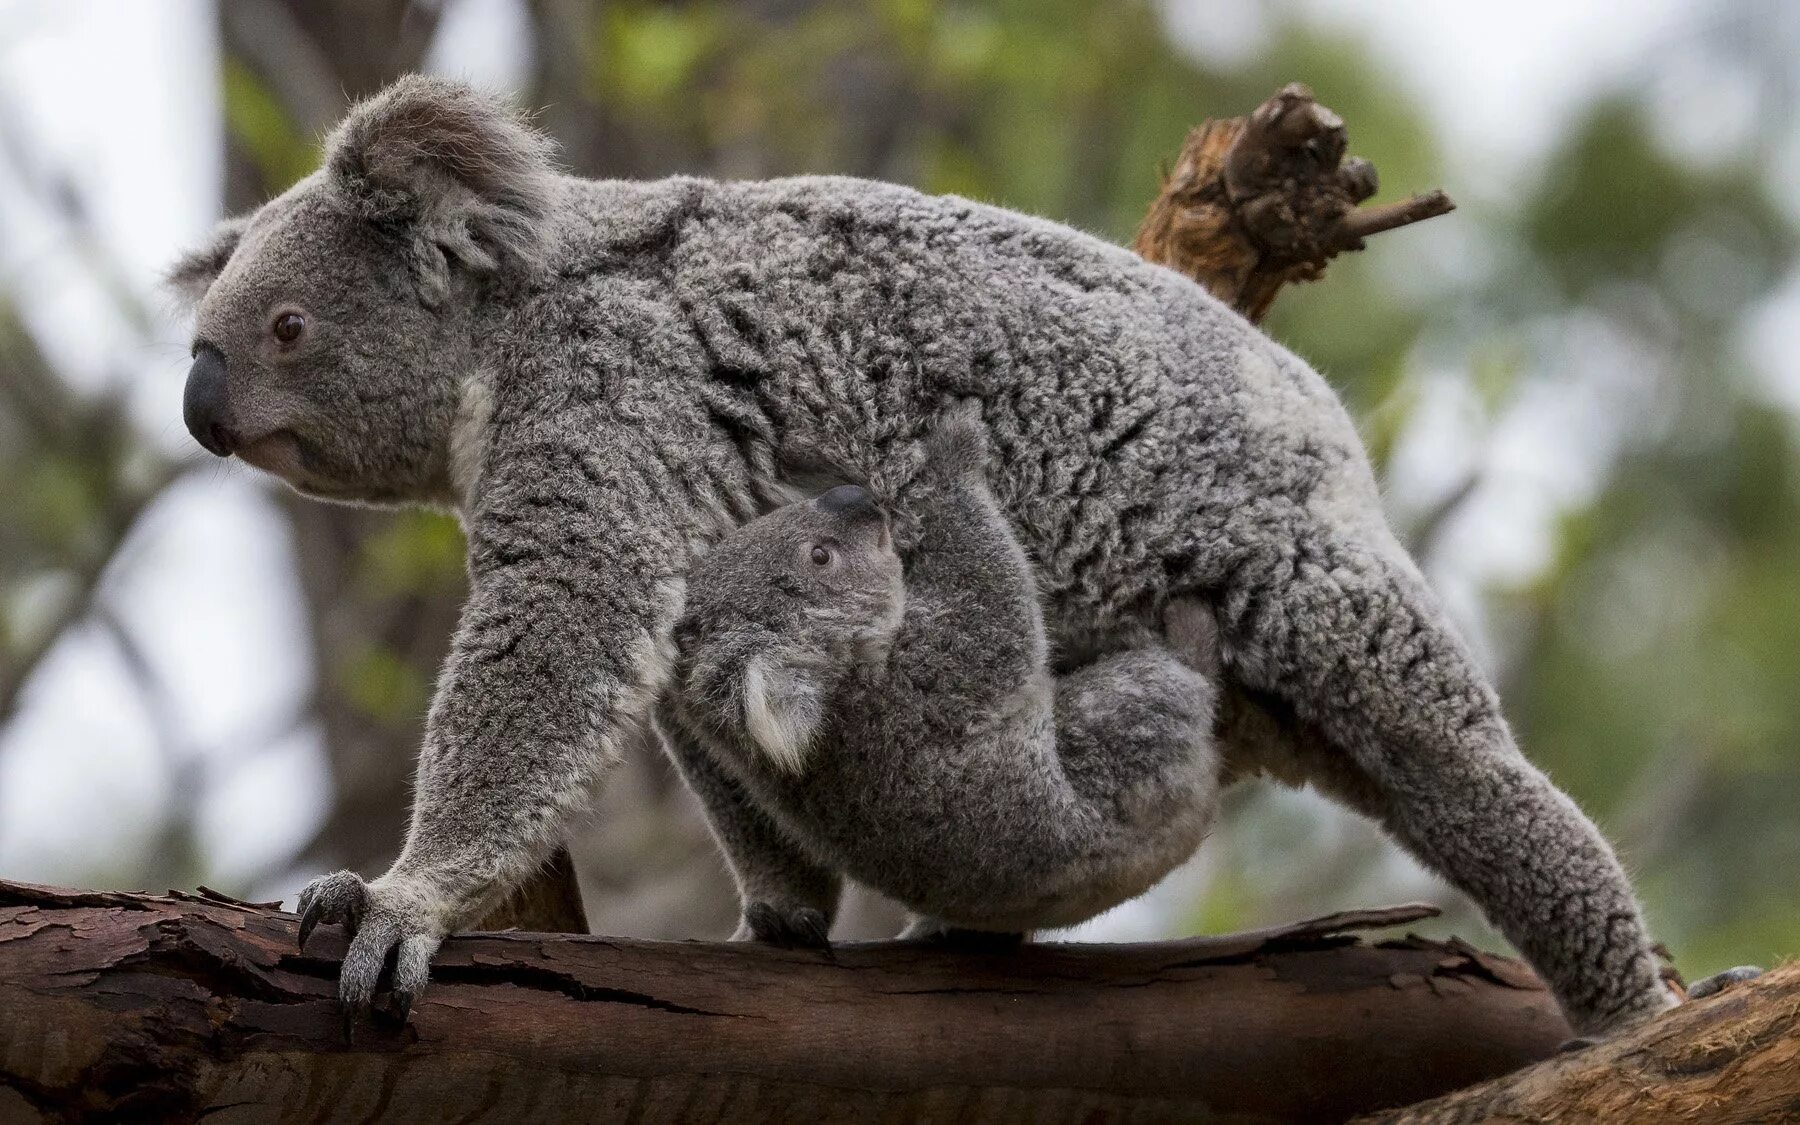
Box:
xmin=295 ymin=870 xmax=445 ymax=1028
xmin=1688 ymin=965 xmax=1762 ymax=1000
xmin=737 ymin=901 xmax=832 ymax=949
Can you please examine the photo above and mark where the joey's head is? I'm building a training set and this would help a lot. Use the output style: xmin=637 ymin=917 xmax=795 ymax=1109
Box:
xmin=168 ymin=76 xmax=557 ymax=506
xmin=673 ymin=485 xmax=904 ymax=773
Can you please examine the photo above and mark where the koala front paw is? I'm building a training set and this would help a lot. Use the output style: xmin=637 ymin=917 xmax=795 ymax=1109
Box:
xmin=735 ymin=901 xmax=831 ymax=949
xmin=296 ymin=869 xmax=446 ymax=1028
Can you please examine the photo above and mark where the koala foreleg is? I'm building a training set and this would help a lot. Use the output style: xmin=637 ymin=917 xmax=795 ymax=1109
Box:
xmin=297 ymin=429 xmax=699 ymax=1014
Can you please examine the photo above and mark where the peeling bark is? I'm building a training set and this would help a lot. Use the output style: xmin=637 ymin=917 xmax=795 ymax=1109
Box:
xmin=0 ymin=882 xmax=1572 ymax=1123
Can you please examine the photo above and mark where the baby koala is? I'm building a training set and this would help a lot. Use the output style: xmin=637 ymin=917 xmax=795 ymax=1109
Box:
xmin=661 ymin=410 xmax=1223 ymax=944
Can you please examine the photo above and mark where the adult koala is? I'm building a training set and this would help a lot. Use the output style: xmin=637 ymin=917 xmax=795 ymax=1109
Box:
xmin=171 ymin=75 xmax=1675 ymax=1036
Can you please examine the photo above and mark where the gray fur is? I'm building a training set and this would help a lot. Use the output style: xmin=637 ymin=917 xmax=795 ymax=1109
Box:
xmin=663 ymin=412 xmax=1222 ymax=938
xmin=177 ymin=75 xmax=1674 ymax=1036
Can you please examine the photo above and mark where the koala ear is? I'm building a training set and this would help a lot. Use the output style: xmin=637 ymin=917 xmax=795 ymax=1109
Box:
xmin=741 ymin=656 xmax=826 ymax=774
xmin=325 ymin=75 xmax=557 ymax=303
xmin=165 ymin=214 xmax=252 ymax=309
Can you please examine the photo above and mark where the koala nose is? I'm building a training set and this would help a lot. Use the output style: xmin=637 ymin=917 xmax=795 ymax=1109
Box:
xmin=816 ymin=484 xmax=880 ymax=522
xmin=183 ymin=344 xmax=237 ymax=457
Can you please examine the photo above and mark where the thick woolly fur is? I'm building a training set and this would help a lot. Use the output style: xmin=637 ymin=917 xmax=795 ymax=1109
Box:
xmin=665 ymin=413 xmax=1222 ymax=934
xmin=184 ymin=76 xmax=1673 ymax=1035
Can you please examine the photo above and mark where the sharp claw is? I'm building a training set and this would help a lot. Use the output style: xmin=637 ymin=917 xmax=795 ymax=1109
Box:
xmin=298 ymin=906 xmax=319 ymax=951
xmin=391 ymin=991 xmax=414 ymax=1025
xmin=342 ymin=1007 xmax=356 ymax=1047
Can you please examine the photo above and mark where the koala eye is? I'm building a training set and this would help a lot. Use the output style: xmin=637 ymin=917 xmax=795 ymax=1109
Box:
xmin=809 ymin=545 xmax=833 ymax=567
xmin=272 ymin=312 xmax=306 ymax=344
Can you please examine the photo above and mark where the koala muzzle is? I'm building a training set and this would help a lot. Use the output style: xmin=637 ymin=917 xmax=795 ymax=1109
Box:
xmin=183 ymin=343 xmax=236 ymax=457
xmin=816 ymin=483 xmax=881 ymax=522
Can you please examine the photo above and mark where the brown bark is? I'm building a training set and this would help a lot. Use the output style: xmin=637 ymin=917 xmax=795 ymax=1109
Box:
xmin=1356 ymin=963 xmax=1800 ymax=1124
xmin=0 ymin=882 xmax=1574 ymax=1124
xmin=1134 ymin=83 xmax=1454 ymax=324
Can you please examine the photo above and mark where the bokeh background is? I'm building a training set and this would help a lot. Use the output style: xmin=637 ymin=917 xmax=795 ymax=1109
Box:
xmin=1 ymin=0 xmax=1796 ymax=970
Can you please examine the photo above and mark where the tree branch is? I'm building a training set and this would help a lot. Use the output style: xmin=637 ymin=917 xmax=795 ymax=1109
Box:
xmin=1357 ymin=963 xmax=1799 ymax=1123
xmin=0 ymin=881 xmax=1573 ymax=1123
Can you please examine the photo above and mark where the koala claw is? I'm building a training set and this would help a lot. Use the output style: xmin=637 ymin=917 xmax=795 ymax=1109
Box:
xmin=1688 ymin=965 xmax=1762 ymax=1000
xmin=293 ymin=869 xmax=445 ymax=1023
xmin=740 ymin=902 xmax=832 ymax=949
xmin=296 ymin=869 xmax=367 ymax=952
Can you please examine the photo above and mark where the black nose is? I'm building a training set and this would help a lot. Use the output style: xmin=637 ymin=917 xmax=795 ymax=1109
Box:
xmin=816 ymin=484 xmax=880 ymax=521
xmin=183 ymin=344 xmax=235 ymax=456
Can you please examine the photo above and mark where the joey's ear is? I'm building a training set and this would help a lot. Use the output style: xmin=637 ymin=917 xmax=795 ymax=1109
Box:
xmin=165 ymin=214 xmax=252 ymax=309
xmin=741 ymin=656 xmax=826 ymax=775
xmin=326 ymin=74 xmax=557 ymax=304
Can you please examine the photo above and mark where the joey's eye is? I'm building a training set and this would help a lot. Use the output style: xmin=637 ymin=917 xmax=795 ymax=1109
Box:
xmin=810 ymin=545 xmax=832 ymax=567
xmin=272 ymin=312 xmax=305 ymax=344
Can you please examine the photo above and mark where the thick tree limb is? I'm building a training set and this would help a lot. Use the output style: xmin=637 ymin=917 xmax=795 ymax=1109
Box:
xmin=1357 ymin=962 xmax=1800 ymax=1123
xmin=0 ymin=881 xmax=1573 ymax=1123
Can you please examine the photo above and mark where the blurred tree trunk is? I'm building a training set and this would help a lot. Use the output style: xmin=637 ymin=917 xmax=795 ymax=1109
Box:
xmin=219 ymin=0 xmax=457 ymax=884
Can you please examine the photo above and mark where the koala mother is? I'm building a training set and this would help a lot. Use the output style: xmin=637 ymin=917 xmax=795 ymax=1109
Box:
xmin=172 ymin=76 xmax=1674 ymax=1037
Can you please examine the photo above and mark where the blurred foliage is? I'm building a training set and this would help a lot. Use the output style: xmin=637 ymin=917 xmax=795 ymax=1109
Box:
xmin=3 ymin=0 xmax=1798 ymax=967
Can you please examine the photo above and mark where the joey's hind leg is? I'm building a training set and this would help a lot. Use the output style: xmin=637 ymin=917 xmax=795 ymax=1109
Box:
xmin=662 ymin=727 xmax=839 ymax=949
xmin=1049 ymin=640 xmax=1224 ymax=886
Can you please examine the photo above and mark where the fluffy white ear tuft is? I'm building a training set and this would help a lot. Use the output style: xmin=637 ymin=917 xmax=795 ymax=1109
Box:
xmin=741 ymin=657 xmax=825 ymax=774
xmin=325 ymin=75 xmax=558 ymax=299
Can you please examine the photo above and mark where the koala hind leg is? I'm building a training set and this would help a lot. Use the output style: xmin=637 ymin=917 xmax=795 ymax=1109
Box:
xmin=1218 ymin=518 xmax=1672 ymax=1036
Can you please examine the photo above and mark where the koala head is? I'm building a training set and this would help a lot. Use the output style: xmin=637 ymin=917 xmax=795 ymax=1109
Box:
xmin=674 ymin=484 xmax=905 ymax=773
xmin=167 ymin=76 xmax=557 ymax=505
